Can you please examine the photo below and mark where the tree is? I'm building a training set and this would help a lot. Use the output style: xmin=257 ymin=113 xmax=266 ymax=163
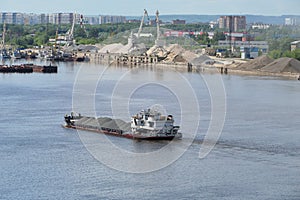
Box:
xmin=283 ymin=49 xmax=300 ymax=61
xmin=74 ymin=26 xmax=87 ymax=38
xmin=269 ymin=50 xmax=282 ymax=59
xmin=211 ymin=31 xmax=225 ymax=45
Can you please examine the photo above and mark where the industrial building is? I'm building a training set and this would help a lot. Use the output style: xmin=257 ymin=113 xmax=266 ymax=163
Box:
xmin=218 ymin=40 xmax=269 ymax=58
xmin=172 ymin=19 xmax=186 ymax=25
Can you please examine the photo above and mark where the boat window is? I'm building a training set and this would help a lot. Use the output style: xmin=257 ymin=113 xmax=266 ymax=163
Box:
xmin=149 ymin=122 xmax=154 ymax=127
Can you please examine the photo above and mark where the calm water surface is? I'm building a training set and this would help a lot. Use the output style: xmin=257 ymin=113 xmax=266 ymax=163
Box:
xmin=0 ymin=60 xmax=299 ymax=200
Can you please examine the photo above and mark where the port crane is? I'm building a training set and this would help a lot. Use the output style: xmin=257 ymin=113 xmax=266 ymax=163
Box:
xmin=1 ymin=23 xmax=5 ymax=50
xmin=1 ymin=23 xmax=10 ymax=59
xmin=155 ymin=10 xmax=164 ymax=47
xmin=146 ymin=10 xmax=168 ymax=60
xmin=65 ymin=14 xmax=87 ymax=47
xmin=64 ymin=14 xmax=76 ymax=47
xmin=137 ymin=9 xmax=150 ymax=38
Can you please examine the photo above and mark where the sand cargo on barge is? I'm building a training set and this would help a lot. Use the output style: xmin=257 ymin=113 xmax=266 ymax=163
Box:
xmin=63 ymin=109 xmax=182 ymax=140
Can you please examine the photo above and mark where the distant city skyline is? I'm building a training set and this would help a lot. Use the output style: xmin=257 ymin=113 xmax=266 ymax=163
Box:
xmin=0 ymin=0 xmax=299 ymax=16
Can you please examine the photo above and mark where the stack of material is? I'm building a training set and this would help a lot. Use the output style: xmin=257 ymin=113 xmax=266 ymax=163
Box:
xmin=191 ymin=55 xmax=214 ymax=66
xmin=75 ymin=117 xmax=131 ymax=132
xmin=147 ymin=45 xmax=168 ymax=58
xmin=260 ymin=57 xmax=300 ymax=73
xmin=98 ymin=43 xmax=124 ymax=54
xmin=115 ymin=43 xmax=146 ymax=55
xmin=237 ymin=55 xmax=274 ymax=70
xmin=163 ymin=44 xmax=197 ymax=64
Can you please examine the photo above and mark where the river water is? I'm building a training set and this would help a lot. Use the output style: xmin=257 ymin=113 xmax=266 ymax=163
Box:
xmin=0 ymin=60 xmax=299 ymax=200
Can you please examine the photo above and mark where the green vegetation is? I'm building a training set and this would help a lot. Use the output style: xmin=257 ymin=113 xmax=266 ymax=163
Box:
xmin=1 ymin=22 xmax=299 ymax=60
xmin=0 ymin=23 xmax=140 ymax=48
xmin=248 ymin=25 xmax=300 ymax=60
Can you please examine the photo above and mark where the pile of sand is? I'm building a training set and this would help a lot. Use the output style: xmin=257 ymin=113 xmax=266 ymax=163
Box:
xmin=163 ymin=44 xmax=197 ymax=63
xmin=260 ymin=57 xmax=300 ymax=73
xmin=191 ymin=55 xmax=214 ymax=66
xmin=237 ymin=55 xmax=274 ymax=70
xmin=98 ymin=43 xmax=124 ymax=54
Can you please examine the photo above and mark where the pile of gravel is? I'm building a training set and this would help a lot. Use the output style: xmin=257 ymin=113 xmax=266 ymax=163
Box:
xmin=237 ymin=55 xmax=274 ymax=70
xmin=260 ymin=57 xmax=300 ymax=73
xmin=191 ymin=55 xmax=214 ymax=66
xmin=76 ymin=117 xmax=131 ymax=132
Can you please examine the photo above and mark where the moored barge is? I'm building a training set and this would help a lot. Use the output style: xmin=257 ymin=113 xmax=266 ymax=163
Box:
xmin=0 ymin=64 xmax=57 ymax=73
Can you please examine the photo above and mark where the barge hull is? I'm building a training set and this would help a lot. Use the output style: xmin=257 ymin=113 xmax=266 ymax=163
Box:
xmin=63 ymin=125 xmax=178 ymax=140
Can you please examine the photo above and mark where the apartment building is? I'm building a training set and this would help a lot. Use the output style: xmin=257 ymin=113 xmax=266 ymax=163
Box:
xmin=219 ymin=16 xmax=246 ymax=32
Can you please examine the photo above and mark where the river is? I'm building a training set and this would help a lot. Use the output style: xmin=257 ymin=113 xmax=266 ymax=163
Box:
xmin=0 ymin=60 xmax=299 ymax=200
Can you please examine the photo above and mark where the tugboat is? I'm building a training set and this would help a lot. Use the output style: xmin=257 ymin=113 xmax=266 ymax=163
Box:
xmin=63 ymin=109 xmax=182 ymax=140
xmin=131 ymin=109 xmax=181 ymax=139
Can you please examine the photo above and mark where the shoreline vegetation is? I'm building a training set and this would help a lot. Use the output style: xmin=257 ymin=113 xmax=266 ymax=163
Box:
xmin=1 ymin=23 xmax=300 ymax=79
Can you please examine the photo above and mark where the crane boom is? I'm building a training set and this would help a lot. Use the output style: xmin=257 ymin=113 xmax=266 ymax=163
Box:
xmin=137 ymin=9 xmax=149 ymax=38
xmin=156 ymin=10 xmax=160 ymax=41
xmin=1 ymin=23 xmax=6 ymax=50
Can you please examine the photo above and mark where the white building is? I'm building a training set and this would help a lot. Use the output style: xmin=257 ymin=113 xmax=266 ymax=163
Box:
xmin=291 ymin=41 xmax=300 ymax=51
xmin=251 ymin=23 xmax=270 ymax=29
xmin=285 ymin=18 xmax=299 ymax=26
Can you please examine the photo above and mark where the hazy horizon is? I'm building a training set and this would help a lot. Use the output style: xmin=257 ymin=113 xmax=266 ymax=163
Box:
xmin=0 ymin=0 xmax=299 ymax=16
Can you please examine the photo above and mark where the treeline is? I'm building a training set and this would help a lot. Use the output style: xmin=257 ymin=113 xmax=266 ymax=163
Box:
xmin=0 ymin=23 xmax=141 ymax=48
xmin=1 ymin=23 xmax=299 ymax=60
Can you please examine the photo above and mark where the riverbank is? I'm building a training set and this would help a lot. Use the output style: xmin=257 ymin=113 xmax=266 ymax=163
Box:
xmin=86 ymin=45 xmax=300 ymax=80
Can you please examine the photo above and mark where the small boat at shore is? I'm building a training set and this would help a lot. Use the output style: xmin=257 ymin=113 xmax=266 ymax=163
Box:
xmin=63 ymin=109 xmax=182 ymax=140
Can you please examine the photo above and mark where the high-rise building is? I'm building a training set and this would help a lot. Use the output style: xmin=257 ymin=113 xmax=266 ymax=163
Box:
xmin=40 ymin=14 xmax=49 ymax=24
xmin=0 ymin=12 xmax=126 ymax=25
xmin=0 ymin=12 xmax=24 ymax=24
xmin=99 ymin=15 xmax=126 ymax=24
xmin=219 ymin=16 xmax=246 ymax=32
xmin=49 ymin=13 xmax=76 ymax=24
xmin=285 ymin=17 xmax=299 ymax=26
xmin=85 ymin=16 xmax=99 ymax=25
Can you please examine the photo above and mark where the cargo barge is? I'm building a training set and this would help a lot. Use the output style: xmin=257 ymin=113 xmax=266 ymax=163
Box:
xmin=0 ymin=64 xmax=57 ymax=73
xmin=63 ymin=109 xmax=182 ymax=140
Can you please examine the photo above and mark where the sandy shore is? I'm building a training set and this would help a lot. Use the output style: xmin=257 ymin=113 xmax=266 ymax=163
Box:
xmin=88 ymin=53 xmax=300 ymax=80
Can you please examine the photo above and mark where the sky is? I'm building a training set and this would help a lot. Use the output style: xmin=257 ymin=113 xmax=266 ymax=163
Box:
xmin=0 ymin=0 xmax=299 ymax=16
